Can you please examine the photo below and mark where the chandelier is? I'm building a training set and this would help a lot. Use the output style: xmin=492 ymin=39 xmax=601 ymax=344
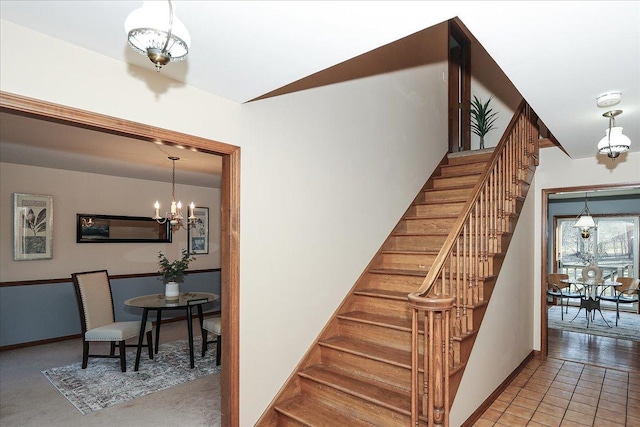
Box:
xmin=125 ymin=0 xmax=191 ymax=72
xmin=153 ymin=156 xmax=195 ymax=232
xmin=574 ymin=193 xmax=596 ymax=239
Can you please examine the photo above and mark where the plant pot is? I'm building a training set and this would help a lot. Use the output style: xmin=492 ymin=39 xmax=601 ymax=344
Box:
xmin=165 ymin=281 xmax=180 ymax=299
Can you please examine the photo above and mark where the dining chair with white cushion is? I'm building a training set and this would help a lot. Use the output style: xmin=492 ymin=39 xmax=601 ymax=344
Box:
xmin=201 ymin=316 xmax=221 ymax=365
xmin=72 ymin=270 xmax=153 ymax=372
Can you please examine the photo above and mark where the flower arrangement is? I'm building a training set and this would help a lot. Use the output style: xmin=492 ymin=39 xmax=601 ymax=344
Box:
xmin=470 ymin=95 xmax=499 ymax=149
xmin=157 ymin=248 xmax=195 ymax=283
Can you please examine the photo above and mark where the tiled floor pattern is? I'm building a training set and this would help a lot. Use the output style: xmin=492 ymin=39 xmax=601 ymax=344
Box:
xmin=474 ymin=358 xmax=640 ymax=426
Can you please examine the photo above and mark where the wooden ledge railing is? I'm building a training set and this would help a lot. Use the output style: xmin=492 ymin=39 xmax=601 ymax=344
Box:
xmin=408 ymin=100 xmax=540 ymax=426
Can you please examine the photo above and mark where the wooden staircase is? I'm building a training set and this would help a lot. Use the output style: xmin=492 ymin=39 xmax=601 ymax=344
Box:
xmin=256 ymin=101 xmax=539 ymax=426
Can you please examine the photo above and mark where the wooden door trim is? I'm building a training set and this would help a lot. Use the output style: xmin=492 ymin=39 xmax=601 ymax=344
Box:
xmin=0 ymin=91 xmax=241 ymax=427
xmin=448 ymin=19 xmax=471 ymax=152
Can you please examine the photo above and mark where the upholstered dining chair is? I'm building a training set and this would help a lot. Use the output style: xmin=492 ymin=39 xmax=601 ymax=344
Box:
xmin=201 ymin=316 xmax=221 ymax=366
xmin=72 ymin=270 xmax=153 ymax=372
xmin=598 ymin=277 xmax=640 ymax=326
xmin=546 ymin=273 xmax=583 ymax=320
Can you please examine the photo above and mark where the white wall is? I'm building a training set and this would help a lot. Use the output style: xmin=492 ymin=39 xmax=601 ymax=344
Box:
xmin=451 ymin=176 xmax=536 ymax=424
xmin=240 ymin=64 xmax=448 ymax=423
xmin=469 ymin=37 xmax=521 ymax=150
xmin=0 ymin=163 xmax=220 ymax=281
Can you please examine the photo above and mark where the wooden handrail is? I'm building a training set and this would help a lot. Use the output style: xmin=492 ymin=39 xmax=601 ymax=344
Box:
xmin=412 ymin=99 xmax=533 ymax=298
xmin=408 ymin=100 xmax=540 ymax=426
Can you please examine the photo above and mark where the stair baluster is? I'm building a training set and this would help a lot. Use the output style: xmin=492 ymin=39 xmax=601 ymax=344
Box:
xmin=409 ymin=100 xmax=539 ymax=426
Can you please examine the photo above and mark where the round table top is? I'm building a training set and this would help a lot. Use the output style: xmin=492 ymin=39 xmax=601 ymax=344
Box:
xmin=124 ymin=292 xmax=219 ymax=308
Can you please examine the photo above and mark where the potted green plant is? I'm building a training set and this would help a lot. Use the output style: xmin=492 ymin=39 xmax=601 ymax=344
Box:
xmin=158 ymin=248 xmax=195 ymax=298
xmin=470 ymin=95 xmax=499 ymax=149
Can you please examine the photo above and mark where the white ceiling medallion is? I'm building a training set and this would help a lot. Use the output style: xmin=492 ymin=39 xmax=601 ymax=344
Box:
xmin=596 ymin=91 xmax=622 ymax=108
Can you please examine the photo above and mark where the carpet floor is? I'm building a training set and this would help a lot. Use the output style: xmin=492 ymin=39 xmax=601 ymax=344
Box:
xmin=547 ymin=305 xmax=640 ymax=341
xmin=42 ymin=337 xmax=220 ymax=415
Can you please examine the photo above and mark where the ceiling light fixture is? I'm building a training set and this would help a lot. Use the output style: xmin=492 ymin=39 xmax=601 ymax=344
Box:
xmin=125 ymin=0 xmax=191 ymax=72
xmin=574 ymin=193 xmax=596 ymax=239
xmin=153 ymin=156 xmax=195 ymax=232
xmin=597 ymin=109 xmax=631 ymax=160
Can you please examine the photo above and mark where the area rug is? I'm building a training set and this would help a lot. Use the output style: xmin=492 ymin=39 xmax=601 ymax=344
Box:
xmin=42 ymin=337 xmax=220 ymax=415
xmin=548 ymin=305 xmax=640 ymax=341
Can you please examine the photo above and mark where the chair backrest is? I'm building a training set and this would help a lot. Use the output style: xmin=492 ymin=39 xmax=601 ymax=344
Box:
xmin=71 ymin=270 xmax=115 ymax=332
xmin=616 ymin=277 xmax=640 ymax=293
xmin=548 ymin=273 xmax=569 ymax=289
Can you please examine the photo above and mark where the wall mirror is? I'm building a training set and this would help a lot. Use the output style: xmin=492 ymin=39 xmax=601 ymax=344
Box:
xmin=77 ymin=213 xmax=171 ymax=243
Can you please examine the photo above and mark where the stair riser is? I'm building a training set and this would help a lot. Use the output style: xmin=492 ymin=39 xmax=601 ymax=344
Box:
xmin=346 ymin=295 xmax=411 ymax=319
xmin=358 ymin=273 xmax=425 ymax=294
xmin=338 ymin=320 xmax=413 ymax=352
xmin=451 ymin=304 xmax=487 ymax=337
xmin=411 ymin=202 xmax=466 ymax=217
xmin=384 ymin=235 xmax=447 ymax=252
xmin=440 ymin=162 xmax=485 ymax=176
xmin=396 ymin=217 xmax=457 ymax=234
xmin=320 ymin=346 xmax=413 ymax=392
xmin=300 ymin=380 xmax=410 ymax=427
xmin=446 ymin=152 xmax=493 ymax=165
xmin=374 ymin=253 xmax=436 ymax=272
xmin=431 ymin=174 xmax=480 ymax=189
xmin=453 ymin=332 xmax=478 ymax=366
xmin=275 ymin=415 xmax=305 ymax=427
xmin=422 ymin=188 xmax=474 ymax=203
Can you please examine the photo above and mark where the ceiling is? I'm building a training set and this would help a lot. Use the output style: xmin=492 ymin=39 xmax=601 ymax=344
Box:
xmin=0 ymin=1 xmax=638 ymax=185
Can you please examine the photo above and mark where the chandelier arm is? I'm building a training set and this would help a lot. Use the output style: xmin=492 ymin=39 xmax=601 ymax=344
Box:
xmin=162 ymin=0 xmax=174 ymax=56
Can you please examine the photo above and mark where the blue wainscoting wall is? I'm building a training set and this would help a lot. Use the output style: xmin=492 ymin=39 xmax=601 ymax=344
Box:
xmin=0 ymin=270 xmax=221 ymax=348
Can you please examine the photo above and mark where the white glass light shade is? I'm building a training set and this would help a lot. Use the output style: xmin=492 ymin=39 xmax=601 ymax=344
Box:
xmin=125 ymin=1 xmax=191 ymax=63
xmin=574 ymin=215 xmax=596 ymax=229
xmin=597 ymin=127 xmax=631 ymax=157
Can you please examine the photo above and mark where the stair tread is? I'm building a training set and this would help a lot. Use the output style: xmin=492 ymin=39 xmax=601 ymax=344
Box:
xmin=338 ymin=310 xmax=411 ymax=331
xmin=380 ymin=249 xmax=439 ymax=255
xmin=354 ymin=288 xmax=414 ymax=301
xmin=369 ymin=268 xmax=429 ymax=277
xmin=275 ymin=395 xmax=376 ymax=426
xmin=300 ymin=365 xmax=412 ymax=414
xmin=423 ymin=185 xmax=475 ymax=192
xmin=319 ymin=336 xmax=412 ymax=368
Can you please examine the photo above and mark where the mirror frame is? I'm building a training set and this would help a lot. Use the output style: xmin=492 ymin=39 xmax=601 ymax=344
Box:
xmin=76 ymin=213 xmax=172 ymax=243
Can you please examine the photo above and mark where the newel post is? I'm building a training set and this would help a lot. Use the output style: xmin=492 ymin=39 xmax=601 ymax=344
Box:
xmin=409 ymin=293 xmax=455 ymax=427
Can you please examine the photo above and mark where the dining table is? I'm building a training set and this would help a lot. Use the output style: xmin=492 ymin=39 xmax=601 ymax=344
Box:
xmin=561 ymin=278 xmax=620 ymax=328
xmin=124 ymin=291 xmax=219 ymax=371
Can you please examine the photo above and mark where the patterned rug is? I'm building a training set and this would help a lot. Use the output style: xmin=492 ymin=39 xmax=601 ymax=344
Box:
xmin=42 ymin=337 xmax=220 ymax=415
xmin=547 ymin=305 xmax=640 ymax=341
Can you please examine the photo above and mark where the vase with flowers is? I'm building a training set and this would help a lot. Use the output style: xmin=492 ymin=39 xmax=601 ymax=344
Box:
xmin=158 ymin=248 xmax=195 ymax=299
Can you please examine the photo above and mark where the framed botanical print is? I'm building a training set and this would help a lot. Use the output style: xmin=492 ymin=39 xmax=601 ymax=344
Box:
xmin=13 ymin=193 xmax=53 ymax=260
xmin=187 ymin=206 xmax=209 ymax=254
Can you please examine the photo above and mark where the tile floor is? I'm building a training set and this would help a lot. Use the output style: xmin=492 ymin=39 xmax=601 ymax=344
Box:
xmin=473 ymin=357 xmax=640 ymax=426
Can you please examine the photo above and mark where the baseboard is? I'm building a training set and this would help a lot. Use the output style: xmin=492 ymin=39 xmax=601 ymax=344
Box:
xmin=0 ymin=333 xmax=82 ymax=352
xmin=461 ymin=350 xmax=537 ymax=426
xmin=0 ymin=310 xmax=221 ymax=352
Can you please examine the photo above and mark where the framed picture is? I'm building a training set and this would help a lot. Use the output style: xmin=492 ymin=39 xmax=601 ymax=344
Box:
xmin=188 ymin=206 xmax=209 ymax=254
xmin=13 ymin=193 xmax=53 ymax=261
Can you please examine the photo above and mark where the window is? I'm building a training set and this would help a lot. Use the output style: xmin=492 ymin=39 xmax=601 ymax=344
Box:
xmin=555 ymin=216 xmax=638 ymax=283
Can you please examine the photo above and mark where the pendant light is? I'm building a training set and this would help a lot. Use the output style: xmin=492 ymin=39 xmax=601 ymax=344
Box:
xmin=574 ymin=193 xmax=596 ymax=239
xmin=125 ymin=1 xmax=191 ymax=72
xmin=597 ymin=110 xmax=631 ymax=160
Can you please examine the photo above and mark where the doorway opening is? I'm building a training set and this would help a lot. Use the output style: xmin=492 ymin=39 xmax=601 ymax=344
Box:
xmin=541 ymin=183 xmax=640 ymax=357
xmin=0 ymin=91 xmax=240 ymax=427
